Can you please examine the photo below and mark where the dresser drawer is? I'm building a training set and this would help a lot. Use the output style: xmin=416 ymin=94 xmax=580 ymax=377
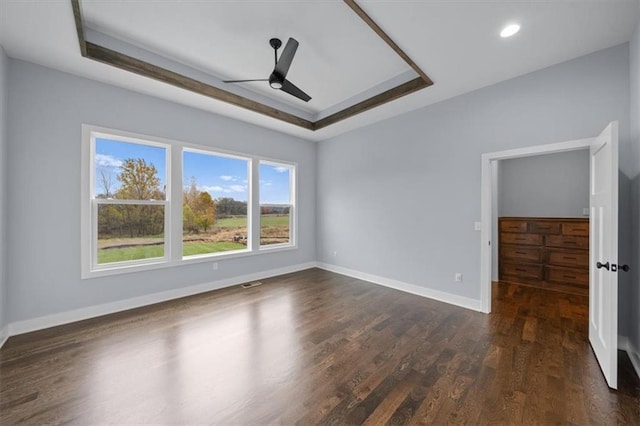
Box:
xmin=529 ymin=221 xmax=561 ymax=234
xmin=562 ymin=221 xmax=589 ymax=237
xmin=500 ymin=220 xmax=528 ymax=233
xmin=548 ymin=250 xmax=589 ymax=268
xmin=501 ymin=262 xmax=544 ymax=280
xmin=501 ymin=245 xmax=544 ymax=263
xmin=545 ymin=235 xmax=588 ymax=250
xmin=547 ymin=266 xmax=588 ymax=287
xmin=501 ymin=233 xmax=543 ymax=246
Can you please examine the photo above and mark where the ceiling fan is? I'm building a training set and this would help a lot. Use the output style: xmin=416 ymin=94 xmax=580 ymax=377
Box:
xmin=223 ymin=38 xmax=312 ymax=102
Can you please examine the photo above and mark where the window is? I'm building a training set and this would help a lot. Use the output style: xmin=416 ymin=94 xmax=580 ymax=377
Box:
xmin=183 ymin=150 xmax=250 ymax=257
xmin=93 ymin=136 xmax=169 ymax=267
xmin=259 ymin=161 xmax=295 ymax=247
xmin=82 ymin=125 xmax=297 ymax=278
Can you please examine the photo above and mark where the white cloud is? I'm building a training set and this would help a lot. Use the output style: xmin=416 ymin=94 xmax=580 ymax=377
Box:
xmin=95 ymin=154 xmax=122 ymax=169
xmin=220 ymin=175 xmax=235 ymax=181
xmin=200 ymin=185 xmax=224 ymax=193
xmin=199 ymin=184 xmax=246 ymax=194
xmin=274 ymin=166 xmax=289 ymax=173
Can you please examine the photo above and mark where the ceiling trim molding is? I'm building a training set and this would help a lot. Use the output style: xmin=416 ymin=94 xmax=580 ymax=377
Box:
xmin=343 ymin=0 xmax=433 ymax=86
xmin=314 ymin=77 xmax=428 ymax=130
xmin=71 ymin=0 xmax=433 ymax=131
xmin=85 ymin=42 xmax=316 ymax=130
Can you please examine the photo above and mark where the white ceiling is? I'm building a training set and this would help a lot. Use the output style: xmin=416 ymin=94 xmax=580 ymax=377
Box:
xmin=0 ymin=0 xmax=638 ymax=142
xmin=81 ymin=0 xmax=412 ymax=115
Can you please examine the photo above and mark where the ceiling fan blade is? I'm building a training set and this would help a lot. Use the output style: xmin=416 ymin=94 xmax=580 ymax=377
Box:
xmin=274 ymin=37 xmax=299 ymax=79
xmin=281 ymin=79 xmax=311 ymax=102
xmin=223 ymin=79 xmax=268 ymax=83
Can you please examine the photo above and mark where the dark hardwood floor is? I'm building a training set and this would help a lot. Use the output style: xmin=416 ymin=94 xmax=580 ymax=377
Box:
xmin=1 ymin=268 xmax=638 ymax=424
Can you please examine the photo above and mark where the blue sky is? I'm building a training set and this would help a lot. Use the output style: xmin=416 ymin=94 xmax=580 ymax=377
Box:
xmin=184 ymin=150 xmax=248 ymax=201
xmin=260 ymin=163 xmax=291 ymax=205
xmin=95 ymin=138 xmax=291 ymax=204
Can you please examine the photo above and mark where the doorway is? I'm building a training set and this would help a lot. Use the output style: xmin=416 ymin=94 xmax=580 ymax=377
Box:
xmin=479 ymin=137 xmax=594 ymax=313
xmin=494 ymin=150 xmax=590 ymax=296
xmin=479 ymin=122 xmax=621 ymax=389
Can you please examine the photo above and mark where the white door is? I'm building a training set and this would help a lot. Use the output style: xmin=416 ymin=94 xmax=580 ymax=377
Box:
xmin=589 ymin=121 xmax=619 ymax=389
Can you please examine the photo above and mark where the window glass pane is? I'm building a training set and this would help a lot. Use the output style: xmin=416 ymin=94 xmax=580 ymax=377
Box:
xmin=95 ymin=138 xmax=166 ymax=200
xmin=259 ymin=162 xmax=292 ymax=246
xmin=183 ymin=151 xmax=249 ymax=257
xmin=97 ymin=204 xmax=165 ymax=264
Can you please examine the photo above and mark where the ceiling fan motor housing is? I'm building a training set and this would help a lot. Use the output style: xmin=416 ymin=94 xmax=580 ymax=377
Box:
xmin=269 ymin=38 xmax=282 ymax=50
xmin=269 ymin=72 xmax=284 ymax=89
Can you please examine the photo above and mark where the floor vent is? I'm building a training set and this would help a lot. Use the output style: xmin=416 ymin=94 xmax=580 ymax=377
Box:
xmin=241 ymin=281 xmax=263 ymax=289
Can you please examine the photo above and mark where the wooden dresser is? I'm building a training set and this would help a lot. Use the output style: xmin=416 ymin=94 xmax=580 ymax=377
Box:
xmin=499 ymin=217 xmax=589 ymax=295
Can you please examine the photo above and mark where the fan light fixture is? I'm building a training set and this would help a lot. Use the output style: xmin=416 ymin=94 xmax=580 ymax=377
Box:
xmin=500 ymin=24 xmax=521 ymax=38
xmin=224 ymin=38 xmax=312 ymax=102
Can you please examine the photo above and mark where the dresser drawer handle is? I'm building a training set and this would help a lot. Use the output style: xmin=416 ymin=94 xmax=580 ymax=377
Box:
xmin=515 ymin=251 xmax=527 ymax=255
xmin=515 ymin=268 xmax=528 ymax=272
xmin=563 ymin=275 xmax=577 ymax=279
xmin=537 ymin=226 xmax=550 ymax=229
xmin=563 ymin=256 xmax=577 ymax=260
xmin=564 ymin=241 xmax=577 ymax=244
xmin=515 ymin=238 xmax=526 ymax=241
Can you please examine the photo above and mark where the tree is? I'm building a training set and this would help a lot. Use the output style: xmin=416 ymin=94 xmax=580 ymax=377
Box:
xmin=116 ymin=158 xmax=163 ymax=200
xmin=182 ymin=177 xmax=216 ymax=233
xmin=97 ymin=168 xmax=115 ymax=198
xmin=183 ymin=203 xmax=197 ymax=233
xmin=100 ymin=158 xmax=165 ymax=238
xmin=194 ymin=191 xmax=215 ymax=231
xmin=215 ymin=197 xmax=247 ymax=217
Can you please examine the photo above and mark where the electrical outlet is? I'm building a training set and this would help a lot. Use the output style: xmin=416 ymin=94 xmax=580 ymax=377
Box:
xmin=583 ymin=208 xmax=590 ymax=216
xmin=212 ymin=262 xmax=218 ymax=271
xmin=333 ymin=251 xmax=338 ymax=258
xmin=474 ymin=222 xmax=482 ymax=231
xmin=455 ymin=273 xmax=463 ymax=282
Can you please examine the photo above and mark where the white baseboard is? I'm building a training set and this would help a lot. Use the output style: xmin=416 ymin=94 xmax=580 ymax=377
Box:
xmin=5 ymin=261 xmax=317 ymax=339
xmin=316 ymin=262 xmax=482 ymax=312
xmin=619 ymin=335 xmax=640 ymax=380
xmin=0 ymin=324 xmax=8 ymax=349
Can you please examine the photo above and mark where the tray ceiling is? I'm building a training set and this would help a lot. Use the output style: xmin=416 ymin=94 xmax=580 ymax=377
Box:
xmin=0 ymin=0 xmax=637 ymax=141
xmin=80 ymin=0 xmax=414 ymax=115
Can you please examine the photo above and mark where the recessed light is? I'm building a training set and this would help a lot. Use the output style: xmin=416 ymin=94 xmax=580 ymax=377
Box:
xmin=500 ymin=24 xmax=520 ymax=38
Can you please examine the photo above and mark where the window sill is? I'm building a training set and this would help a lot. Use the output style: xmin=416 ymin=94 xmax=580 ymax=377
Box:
xmin=82 ymin=244 xmax=298 ymax=279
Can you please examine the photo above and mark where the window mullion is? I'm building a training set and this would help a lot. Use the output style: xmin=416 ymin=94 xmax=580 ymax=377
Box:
xmin=250 ymin=158 xmax=260 ymax=251
xmin=169 ymin=145 xmax=183 ymax=261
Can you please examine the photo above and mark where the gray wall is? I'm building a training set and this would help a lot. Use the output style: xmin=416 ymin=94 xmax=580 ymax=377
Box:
xmin=629 ymin=21 xmax=640 ymax=356
xmin=317 ymin=44 xmax=630 ymax=301
xmin=499 ymin=150 xmax=589 ymax=218
xmin=6 ymin=59 xmax=316 ymax=323
xmin=0 ymin=47 xmax=7 ymax=334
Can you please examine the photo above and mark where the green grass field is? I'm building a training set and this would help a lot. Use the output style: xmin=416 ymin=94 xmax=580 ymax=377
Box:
xmin=97 ymin=241 xmax=247 ymax=264
xmin=216 ymin=215 xmax=289 ymax=228
xmin=97 ymin=215 xmax=289 ymax=264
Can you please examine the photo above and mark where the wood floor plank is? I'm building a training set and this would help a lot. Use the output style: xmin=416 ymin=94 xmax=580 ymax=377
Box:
xmin=1 ymin=269 xmax=638 ymax=425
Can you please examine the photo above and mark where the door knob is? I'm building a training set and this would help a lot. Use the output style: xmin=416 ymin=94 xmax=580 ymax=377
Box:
xmin=618 ymin=264 xmax=630 ymax=272
xmin=596 ymin=261 xmax=610 ymax=270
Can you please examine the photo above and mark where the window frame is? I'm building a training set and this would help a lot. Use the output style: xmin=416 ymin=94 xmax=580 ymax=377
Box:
xmin=181 ymin=146 xmax=252 ymax=260
xmin=258 ymin=160 xmax=297 ymax=251
xmin=81 ymin=124 xmax=298 ymax=279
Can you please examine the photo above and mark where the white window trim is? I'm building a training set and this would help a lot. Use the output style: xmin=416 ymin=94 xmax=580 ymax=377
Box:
xmin=81 ymin=124 xmax=298 ymax=279
xmin=181 ymin=146 xmax=253 ymax=258
xmin=258 ymin=159 xmax=297 ymax=250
